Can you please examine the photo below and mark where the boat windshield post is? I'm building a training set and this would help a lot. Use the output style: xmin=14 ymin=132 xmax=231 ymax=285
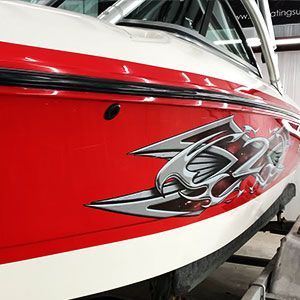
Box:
xmin=98 ymin=0 xmax=146 ymax=23
xmin=258 ymin=0 xmax=276 ymax=49
xmin=241 ymin=0 xmax=282 ymax=93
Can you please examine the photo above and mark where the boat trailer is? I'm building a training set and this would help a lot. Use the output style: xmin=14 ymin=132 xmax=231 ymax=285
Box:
xmin=232 ymin=214 xmax=300 ymax=300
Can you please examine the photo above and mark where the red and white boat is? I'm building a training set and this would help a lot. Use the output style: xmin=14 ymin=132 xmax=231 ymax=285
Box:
xmin=0 ymin=0 xmax=299 ymax=299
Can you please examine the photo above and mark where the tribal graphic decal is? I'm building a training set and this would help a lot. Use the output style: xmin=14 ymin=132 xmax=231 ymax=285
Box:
xmin=87 ymin=116 xmax=290 ymax=218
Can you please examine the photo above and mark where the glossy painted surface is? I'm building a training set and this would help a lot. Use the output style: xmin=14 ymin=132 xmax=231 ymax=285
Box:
xmin=0 ymin=83 xmax=299 ymax=264
xmin=0 ymin=0 xmax=292 ymax=103
xmin=0 ymin=9 xmax=300 ymax=263
xmin=0 ymin=174 xmax=295 ymax=300
xmin=0 ymin=41 xmax=299 ymax=115
xmin=0 ymin=1 xmax=300 ymax=298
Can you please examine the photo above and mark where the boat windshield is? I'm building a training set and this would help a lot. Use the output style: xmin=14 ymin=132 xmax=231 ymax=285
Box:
xmin=22 ymin=0 xmax=116 ymax=17
xmin=56 ymin=0 xmax=115 ymax=17
xmin=123 ymin=0 xmax=255 ymax=67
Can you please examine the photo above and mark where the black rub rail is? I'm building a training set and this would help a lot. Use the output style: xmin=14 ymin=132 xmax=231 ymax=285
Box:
xmin=0 ymin=67 xmax=299 ymax=122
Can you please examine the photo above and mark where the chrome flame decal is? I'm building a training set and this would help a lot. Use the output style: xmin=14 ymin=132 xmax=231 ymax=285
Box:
xmin=87 ymin=116 xmax=290 ymax=218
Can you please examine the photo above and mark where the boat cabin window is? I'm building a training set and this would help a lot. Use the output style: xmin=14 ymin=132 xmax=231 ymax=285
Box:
xmin=205 ymin=1 xmax=251 ymax=63
xmin=56 ymin=0 xmax=115 ymax=17
xmin=127 ymin=0 xmax=208 ymax=32
xmin=125 ymin=0 xmax=256 ymax=69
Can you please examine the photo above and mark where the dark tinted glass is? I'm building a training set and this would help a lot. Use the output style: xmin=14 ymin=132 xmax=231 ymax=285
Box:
xmin=205 ymin=0 xmax=251 ymax=63
xmin=127 ymin=0 xmax=208 ymax=32
xmin=58 ymin=0 xmax=115 ymax=17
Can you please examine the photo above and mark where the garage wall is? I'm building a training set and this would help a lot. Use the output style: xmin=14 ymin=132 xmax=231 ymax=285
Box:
xmin=278 ymin=51 xmax=300 ymax=220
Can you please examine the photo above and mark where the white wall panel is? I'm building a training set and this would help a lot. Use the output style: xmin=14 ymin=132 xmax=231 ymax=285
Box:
xmin=280 ymin=50 xmax=300 ymax=220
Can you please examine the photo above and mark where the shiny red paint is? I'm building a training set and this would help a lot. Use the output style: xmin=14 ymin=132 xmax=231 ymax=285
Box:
xmin=0 ymin=41 xmax=299 ymax=114
xmin=0 ymin=42 xmax=299 ymax=264
xmin=0 ymin=89 xmax=299 ymax=264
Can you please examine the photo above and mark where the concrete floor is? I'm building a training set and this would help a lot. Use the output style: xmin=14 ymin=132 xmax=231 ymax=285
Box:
xmin=94 ymin=232 xmax=283 ymax=300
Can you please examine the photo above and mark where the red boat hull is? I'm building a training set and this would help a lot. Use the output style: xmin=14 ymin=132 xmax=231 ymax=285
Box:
xmin=1 ymin=76 xmax=299 ymax=264
xmin=0 ymin=38 xmax=299 ymax=300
